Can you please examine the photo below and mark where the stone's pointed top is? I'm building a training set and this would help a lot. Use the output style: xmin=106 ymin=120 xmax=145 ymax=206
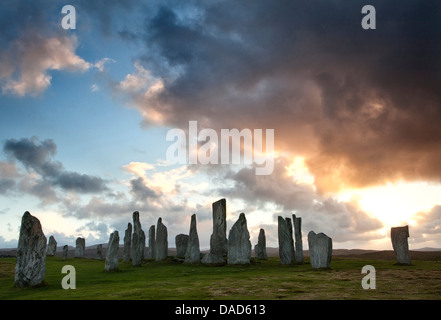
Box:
xmin=158 ymin=217 xmax=162 ymax=223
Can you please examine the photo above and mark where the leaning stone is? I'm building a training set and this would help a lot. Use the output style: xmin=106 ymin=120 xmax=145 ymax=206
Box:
xmin=227 ymin=213 xmax=251 ymax=265
xmin=105 ymin=231 xmax=120 ymax=271
xmin=14 ymin=211 xmax=47 ymax=287
xmin=254 ymin=228 xmax=267 ymax=260
xmin=185 ymin=214 xmax=201 ymax=264
xmin=155 ymin=217 xmax=168 ymax=261
xmin=308 ymin=231 xmax=332 ymax=269
xmin=47 ymin=235 xmax=57 ymax=256
xmin=175 ymin=234 xmax=189 ymax=258
xmin=146 ymin=225 xmax=156 ymax=259
xmin=96 ymin=244 xmax=103 ymax=260
xmin=391 ymin=226 xmax=411 ymax=265
xmin=293 ymin=214 xmax=304 ymax=264
xmin=123 ymin=223 xmax=132 ymax=262
xmin=75 ymin=237 xmax=85 ymax=258
xmin=62 ymin=245 xmax=68 ymax=261
xmin=278 ymin=216 xmax=293 ymax=264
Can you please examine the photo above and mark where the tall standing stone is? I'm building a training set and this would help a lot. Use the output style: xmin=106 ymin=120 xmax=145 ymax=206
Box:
xmin=105 ymin=231 xmax=120 ymax=271
xmin=47 ymin=235 xmax=57 ymax=256
xmin=123 ymin=223 xmax=132 ymax=262
xmin=62 ymin=245 xmax=68 ymax=261
xmin=132 ymin=211 xmax=145 ymax=266
xmin=147 ymin=225 xmax=156 ymax=259
xmin=293 ymin=214 xmax=304 ymax=264
xmin=227 ymin=213 xmax=251 ymax=265
xmin=308 ymin=231 xmax=332 ymax=269
xmin=14 ymin=211 xmax=47 ymax=287
xmin=201 ymin=199 xmax=227 ymax=264
xmin=175 ymin=234 xmax=189 ymax=258
xmin=96 ymin=244 xmax=103 ymax=260
xmin=254 ymin=228 xmax=267 ymax=260
xmin=278 ymin=216 xmax=293 ymax=264
xmin=155 ymin=217 xmax=168 ymax=261
xmin=286 ymin=217 xmax=296 ymax=264
xmin=75 ymin=237 xmax=85 ymax=258
xmin=391 ymin=225 xmax=411 ymax=265
xmin=185 ymin=214 xmax=200 ymax=264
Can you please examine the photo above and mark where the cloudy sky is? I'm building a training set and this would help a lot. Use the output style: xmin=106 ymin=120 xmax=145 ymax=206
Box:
xmin=1 ymin=0 xmax=440 ymax=250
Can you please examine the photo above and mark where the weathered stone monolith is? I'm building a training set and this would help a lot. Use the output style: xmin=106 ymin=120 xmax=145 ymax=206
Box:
xmin=14 ymin=211 xmax=47 ymax=287
xmin=147 ymin=225 xmax=156 ymax=259
xmin=132 ymin=211 xmax=145 ymax=266
xmin=185 ymin=214 xmax=200 ymax=264
xmin=254 ymin=228 xmax=267 ymax=260
xmin=308 ymin=231 xmax=332 ymax=269
xmin=391 ymin=225 xmax=411 ymax=265
xmin=96 ymin=244 xmax=103 ymax=260
xmin=62 ymin=245 xmax=68 ymax=261
xmin=75 ymin=237 xmax=85 ymax=258
xmin=105 ymin=231 xmax=119 ymax=271
xmin=293 ymin=214 xmax=304 ymax=264
xmin=286 ymin=217 xmax=296 ymax=264
xmin=47 ymin=235 xmax=57 ymax=256
xmin=155 ymin=217 xmax=168 ymax=261
xmin=228 ymin=213 xmax=251 ymax=265
xmin=123 ymin=222 xmax=132 ymax=262
xmin=278 ymin=216 xmax=293 ymax=264
xmin=175 ymin=234 xmax=189 ymax=258
xmin=201 ymin=198 xmax=227 ymax=264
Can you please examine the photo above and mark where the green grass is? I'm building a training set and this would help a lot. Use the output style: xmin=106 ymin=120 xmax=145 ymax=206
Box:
xmin=1 ymin=257 xmax=440 ymax=300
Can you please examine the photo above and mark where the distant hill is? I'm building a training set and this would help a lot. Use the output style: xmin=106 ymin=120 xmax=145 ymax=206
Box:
xmin=1 ymin=246 xmax=440 ymax=260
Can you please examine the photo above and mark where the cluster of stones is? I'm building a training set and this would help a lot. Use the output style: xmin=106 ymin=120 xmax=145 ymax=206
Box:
xmin=13 ymin=203 xmax=413 ymax=286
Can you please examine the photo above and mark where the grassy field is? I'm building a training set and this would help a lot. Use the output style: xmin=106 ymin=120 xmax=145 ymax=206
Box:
xmin=1 ymin=256 xmax=440 ymax=300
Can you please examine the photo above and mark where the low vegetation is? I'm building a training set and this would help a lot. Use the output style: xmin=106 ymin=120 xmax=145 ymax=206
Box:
xmin=0 ymin=257 xmax=440 ymax=300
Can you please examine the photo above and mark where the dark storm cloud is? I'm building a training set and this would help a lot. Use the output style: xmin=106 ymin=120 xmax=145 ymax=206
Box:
xmin=3 ymin=137 xmax=108 ymax=194
xmin=117 ymin=0 xmax=441 ymax=192
xmin=130 ymin=177 xmax=161 ymax=201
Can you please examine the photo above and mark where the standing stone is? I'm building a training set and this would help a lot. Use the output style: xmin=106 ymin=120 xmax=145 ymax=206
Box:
xmin=147 ymin=225 xmax=156 ymax=259
xmin=286 ymin=217 xmax=296 ymax=264
xmin=391 ymin=226 xmax=411 ymax=265
xmin=175 ymin=234 xmax=189 ymax=258
xmin=131 ymin=211 xmax=145 ymax=266
xmin=96 ymin=244 xmax=103 ymax=260
xmin=254 ymin=228 xmax=267 ymax=260
xmin=123 ymin=223 xmax=132 ymax=262
xmin=185 ymin=214 xmax=201 ymax=264
xmin=155 ymin=217 xmax=168 ymax=261
xmin=14 ymin=211 xmax=47 ymax=287
xmin=47 ymin=235 xmax=57 ymax=256
xmin=75 ymin=237 xmax=85 ymax=258
xmin=105 ymin=231 xmax=120 ymax=271
xmin=62 ymin=245 xmax=68 ymax=261
xmin=308 ymin=231 xmax=332 ymax=269
xmin=278 ymin=216 xmax=293 ymax=264
xmin=201 ymin=198 xmax=227 ymax=264
xmin=227 ymin=213 xmax=251 ymax=265
xmin=293 ymin=214 xmax=304 ymax=264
